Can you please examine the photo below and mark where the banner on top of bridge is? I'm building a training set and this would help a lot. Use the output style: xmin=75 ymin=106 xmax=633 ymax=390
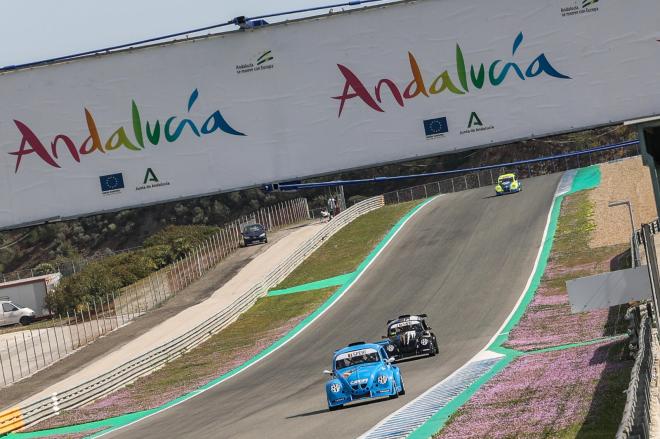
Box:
xmin=0 ymin=0 xmax=659 ymax=228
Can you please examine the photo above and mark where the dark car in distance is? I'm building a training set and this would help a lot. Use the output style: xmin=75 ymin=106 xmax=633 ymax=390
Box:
xmin=241 ymin=223 xmax=268 ymax=246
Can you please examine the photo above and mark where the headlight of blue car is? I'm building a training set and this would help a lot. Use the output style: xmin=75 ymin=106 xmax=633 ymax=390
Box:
xmin=377 ymin=375 xmax=388 ymax=385
xmin=330 ymin=383 xmax=342 ymax=393
xmin=420 ymin=338 xmax=429 ymax=346
xmin=259 ymin=233 xmax=266 ymax=238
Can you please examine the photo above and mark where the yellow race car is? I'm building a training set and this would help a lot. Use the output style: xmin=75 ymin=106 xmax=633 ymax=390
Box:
xmin=495 ymin=173 xmax=522 ymax=195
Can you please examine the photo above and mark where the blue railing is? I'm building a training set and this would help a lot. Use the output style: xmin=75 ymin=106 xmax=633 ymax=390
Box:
xmin=278 ymin=139 xmax=639 ymax=190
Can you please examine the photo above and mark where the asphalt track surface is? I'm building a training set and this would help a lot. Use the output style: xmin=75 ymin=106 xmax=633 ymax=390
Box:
xmin=105 ymin=173 xmax=561 ymax=439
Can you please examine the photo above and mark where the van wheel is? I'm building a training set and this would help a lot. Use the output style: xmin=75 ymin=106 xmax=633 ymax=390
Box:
xmin=19 ymin=316 xmax=32 ymax=326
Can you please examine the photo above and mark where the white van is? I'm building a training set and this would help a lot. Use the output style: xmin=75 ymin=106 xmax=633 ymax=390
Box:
xmin=0 ymin=300 xmax=36 ymax=326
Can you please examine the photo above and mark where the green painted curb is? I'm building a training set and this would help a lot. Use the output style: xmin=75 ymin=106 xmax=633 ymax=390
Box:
xmin=407 ymin=166 xmax=603 ymax=439
xmin=267 ymin=272 xmax=356 ymax=296
xmin=7 ymin=197 xmax=436 ymax=439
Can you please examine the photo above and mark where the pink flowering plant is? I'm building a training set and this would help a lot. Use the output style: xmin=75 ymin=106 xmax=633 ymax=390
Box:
xmin=436 ymin=191 xmax=634 ymax=438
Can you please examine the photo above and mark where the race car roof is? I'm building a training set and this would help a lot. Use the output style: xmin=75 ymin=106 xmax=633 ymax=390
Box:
xmin=334 ymin=343 xmax=383 ymax=356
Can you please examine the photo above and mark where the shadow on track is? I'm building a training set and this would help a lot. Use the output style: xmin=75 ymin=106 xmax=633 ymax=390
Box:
xmin=286 ymin=398 xmax=389 ymax=419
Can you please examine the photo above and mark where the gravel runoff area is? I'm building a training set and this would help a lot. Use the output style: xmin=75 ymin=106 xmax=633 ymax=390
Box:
xmin=437 ymin=164 xmax=637 ymax=438
xmin=589 ymin=156 xmax=656 ymax=248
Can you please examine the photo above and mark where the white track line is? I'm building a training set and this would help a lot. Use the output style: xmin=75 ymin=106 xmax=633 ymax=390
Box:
xmin=94 ymin=198 xmax=438 ymax=438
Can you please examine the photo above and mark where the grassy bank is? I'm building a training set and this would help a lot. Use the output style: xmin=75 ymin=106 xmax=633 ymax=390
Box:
xmin=29 ymin=287 xmax=336 ymax=431
xmin=275 ymin=200 xmax=418 ymax=289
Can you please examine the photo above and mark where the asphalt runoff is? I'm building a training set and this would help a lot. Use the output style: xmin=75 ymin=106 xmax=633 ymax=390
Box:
xmin=105 ymin=173 xmax=562 ymax=439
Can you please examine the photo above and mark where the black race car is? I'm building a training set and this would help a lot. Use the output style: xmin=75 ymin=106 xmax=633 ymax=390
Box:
xmin=241 ymin=223 xmax=268 ymax=246
xmin=378 ymin=314 xmax=438 ymax=360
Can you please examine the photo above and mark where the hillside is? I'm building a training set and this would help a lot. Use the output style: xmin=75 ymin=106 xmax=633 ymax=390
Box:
xmin=0 ymin=124 xmax=636 ymax=274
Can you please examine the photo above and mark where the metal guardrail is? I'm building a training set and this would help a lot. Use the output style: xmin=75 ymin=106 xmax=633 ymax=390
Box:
xmin=0 ymin=195 xmax=384 ymax=434
xmin=617 ymin=220 xmax=660 ymax=438
xmin=381 ymin=141 xmax=640 ymax=206
xmin=616 ymin=307 xmax=652 ymax=439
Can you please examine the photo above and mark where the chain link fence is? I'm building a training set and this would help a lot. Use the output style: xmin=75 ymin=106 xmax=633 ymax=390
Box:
xmin=0 ymin=198 xmax=310 ymax=389
xmin=382 ymin=141 xmax=640 ymax=205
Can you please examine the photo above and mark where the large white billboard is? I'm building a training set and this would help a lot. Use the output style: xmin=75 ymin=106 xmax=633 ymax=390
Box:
xmin=0 ymin=0 xmax=659 ymax=228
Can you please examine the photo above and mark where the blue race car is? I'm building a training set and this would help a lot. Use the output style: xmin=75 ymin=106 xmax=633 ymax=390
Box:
xmin=324 ymin=342 xmax=405 ymax=411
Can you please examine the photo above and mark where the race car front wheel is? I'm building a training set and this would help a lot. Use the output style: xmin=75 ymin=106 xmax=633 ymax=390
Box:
xmin=430 ymin=339 xmax=439 ymax=356
xmin=399 ymin=376 xmax=406 ymax=396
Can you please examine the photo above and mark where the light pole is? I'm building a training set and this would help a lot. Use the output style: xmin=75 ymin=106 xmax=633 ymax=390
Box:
xmin=608 ymin=199 xmax=638 ymax=265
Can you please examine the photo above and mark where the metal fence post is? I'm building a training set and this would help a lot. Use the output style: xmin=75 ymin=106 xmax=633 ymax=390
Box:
xmin=0 ymin=347 xmax=7 ymax=385
xmin=58 ymin=315 xmax=69 ymax=354
xmin=29 ymin=330 xmax=38 ymax=370
xmin=21 ymin=332 xmax=31 ymax=375
xmin=641 ymin=224 xmax=660 ymax=339
xmin=37 ymin=328 xmax=46 ymax=366
xmin=6 ymin=340 xmax=15 ymax=383
xmin=80 ymin=309 xmax=89 ymax=345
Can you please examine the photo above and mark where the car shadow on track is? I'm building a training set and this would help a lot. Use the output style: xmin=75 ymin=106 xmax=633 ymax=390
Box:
xmin=286 ymin=398 xmax=387 ymax=419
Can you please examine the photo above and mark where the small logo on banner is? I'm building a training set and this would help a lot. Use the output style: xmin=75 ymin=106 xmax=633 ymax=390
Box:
xmin=236 ymin=49 xmax=275 ymax=74
xmin=560 ymin=0 xmax=599 ymax=17
xmin=136 ymin=168 xmax=171 ymax=191
xmin=460 ymin=112 xmax=495 ymax=135
xmin=423 ymin=117 xmax=448 ymax=139
xmin=99 ymin=173 xmax=124 ymax=194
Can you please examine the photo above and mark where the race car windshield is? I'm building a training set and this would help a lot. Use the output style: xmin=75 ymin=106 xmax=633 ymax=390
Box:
xmin=389 ymin=322 xmax=423 ymax=336
xmin=334 ymin=349 xmax=380 ymax=369
xmin=499 ymin=177 xmax=514 ymax=184
xmin=244 ymin=225 xmax=263 ymax=233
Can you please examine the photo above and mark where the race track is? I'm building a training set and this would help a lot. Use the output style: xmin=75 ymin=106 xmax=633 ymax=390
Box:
xmin=104 ymin=173 xmax=561 ymax=439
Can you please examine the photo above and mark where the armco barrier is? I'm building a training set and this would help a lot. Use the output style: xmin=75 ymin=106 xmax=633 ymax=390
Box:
xmin=616 ymin=308 xmax=651 ymax=439
xmin=0 ymin=195 xmax=384 ymax=434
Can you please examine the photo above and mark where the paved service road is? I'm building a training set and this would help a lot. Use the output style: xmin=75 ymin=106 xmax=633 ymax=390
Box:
xmin=106 ymin=174 xmax=561 ymax=439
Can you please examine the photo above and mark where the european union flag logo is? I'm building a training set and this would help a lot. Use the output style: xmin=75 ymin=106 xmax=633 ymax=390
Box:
xmin=99 ymin=173 xmax=125 ymax=193
xmin=423 ymin=117 xmax=449 ymax=137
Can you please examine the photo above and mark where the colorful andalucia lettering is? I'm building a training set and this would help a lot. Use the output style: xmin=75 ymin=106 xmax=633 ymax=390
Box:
xmin=332 ymin=32 xmax=571 ymax=117
xmin=10 ymin=89 xmax=245 ymax=172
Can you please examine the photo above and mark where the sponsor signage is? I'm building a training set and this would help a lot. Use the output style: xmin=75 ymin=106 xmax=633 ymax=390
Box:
xmin=0 ymin=0 xmax=659 ymax=228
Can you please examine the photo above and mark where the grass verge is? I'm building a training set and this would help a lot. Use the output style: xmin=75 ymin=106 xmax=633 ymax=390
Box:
xmin=274 ymin=201 xmax=418 ymax=289
xmin=28 ymin=287 xmax=336 ymax=431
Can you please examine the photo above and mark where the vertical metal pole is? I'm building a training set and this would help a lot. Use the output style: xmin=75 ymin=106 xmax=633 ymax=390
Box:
xmin=22 ymin=332 xmax=31 ymax=374
xmin=80 ymin=309 xmax=88 ymax=345
xmin=92 ymin=299 xmax=101 ymax=337
xmin=6 ymin=340 xmax=15 ymax=383
xmin=463 ymin=175 xmax=468 ymax=190
xmin=37 ymin=328 xmax=46 ymax=365
xmin=30 ymin=330 xmax=39 ymax=369
xmin=66 ymin=311 xmax=76 ymax=349
xmin=86 ymin=303 xmax=94 ymax=340
xmin=112 ymin=292 xmax=122 ymax=327
xmin=132 ymin=284 xmax=141 ymax=315
xmin=642 ymin=224 xmax=660 ymax=340
xmin=489 ymin=169 xmax=494 ymax=185
xmin=58 ymin=315 xmax=68 ymax=354
xmin=13 ymin=336 xmax=23 ymax=377
xmin=51 ymin=318 xmax=61 ymax=360
xmin=396 ymin=191 xmax=400 ymax=204
xmin=451 ymin=178 xmax=455 ymax=192
xmin=0 ymin=347 xmax=7 ymax=385
xmin=72 ymin=308 xmax=82 ymax=347
xmin=476 ymin=172 xmax=481 ymax=188
xmin=99 ymin=297 xmax=109 ymax=333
